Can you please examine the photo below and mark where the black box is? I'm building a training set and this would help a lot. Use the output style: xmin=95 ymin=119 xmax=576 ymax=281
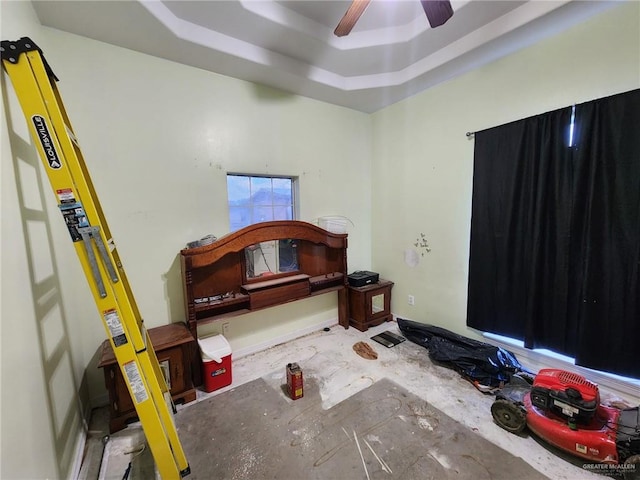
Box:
xmin=348 ymin=271 xmax=379 ymax=287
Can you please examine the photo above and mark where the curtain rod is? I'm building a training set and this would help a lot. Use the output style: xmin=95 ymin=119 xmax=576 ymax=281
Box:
xmin=466 ymin=101 xmax=580 ymax=140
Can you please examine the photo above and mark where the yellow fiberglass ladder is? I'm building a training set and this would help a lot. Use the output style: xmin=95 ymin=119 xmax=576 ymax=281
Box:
xmin=1 ymin=37 xmax=190 ymax=479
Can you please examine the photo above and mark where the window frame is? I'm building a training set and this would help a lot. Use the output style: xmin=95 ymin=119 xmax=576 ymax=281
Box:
xmin=226 ymin=173 xmax=299 ymax=232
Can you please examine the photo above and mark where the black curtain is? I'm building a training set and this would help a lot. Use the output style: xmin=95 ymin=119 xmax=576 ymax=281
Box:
xmin=467 ymin=89 xmax=640 ymax=379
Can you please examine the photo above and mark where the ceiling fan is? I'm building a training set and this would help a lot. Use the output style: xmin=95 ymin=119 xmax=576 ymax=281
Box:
xmin=334 ymin=0 xmax=454 ymax=37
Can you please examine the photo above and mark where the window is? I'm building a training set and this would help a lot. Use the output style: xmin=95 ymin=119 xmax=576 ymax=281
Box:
xmin=227 ymin=174 xmax=297 ymax=231
xmin=467 ymin=89 xmax=640 ymax=379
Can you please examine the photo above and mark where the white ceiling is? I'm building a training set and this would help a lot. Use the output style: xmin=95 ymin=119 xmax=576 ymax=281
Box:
xmin=32 ymin=0 xmax=621 ymax=113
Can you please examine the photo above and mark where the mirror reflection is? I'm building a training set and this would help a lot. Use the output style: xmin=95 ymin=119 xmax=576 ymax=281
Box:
xmin=372 ymin=293 xmax=385 ymax=314
xmin=245 ymin=239 xmax=299 ymax=279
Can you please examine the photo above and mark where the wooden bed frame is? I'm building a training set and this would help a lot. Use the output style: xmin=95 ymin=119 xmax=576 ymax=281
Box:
xmin=180 ymin=220 xmax=350 ymax=342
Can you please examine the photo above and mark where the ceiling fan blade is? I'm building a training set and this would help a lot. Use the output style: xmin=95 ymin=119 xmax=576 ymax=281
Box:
xmin=334 ymin=0 xmax=372 ymax=37
xmin=420 ymin=0 xmax=454 ymax=28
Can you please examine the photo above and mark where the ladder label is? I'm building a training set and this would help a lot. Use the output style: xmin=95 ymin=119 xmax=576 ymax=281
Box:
xmin=58 ymin=190 xmax=89 ymax=242
xmin=31 ymin=115 xmax=62 ymax=169
xmin=103 ymin=308 xmax=128 ymax=346
xmin=123 ymin=361 xmax=149 ymax=404
xmin=56 ymin=188 xmax=75 ymax=203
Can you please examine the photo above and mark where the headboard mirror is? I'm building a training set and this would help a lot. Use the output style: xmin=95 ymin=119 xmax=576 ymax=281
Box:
xmin=244 ymin=239 xmax=299 ymax=280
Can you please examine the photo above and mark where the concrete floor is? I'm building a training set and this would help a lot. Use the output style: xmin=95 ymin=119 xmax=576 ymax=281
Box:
xmin=80 ymin=320 xmax=608 ymax=480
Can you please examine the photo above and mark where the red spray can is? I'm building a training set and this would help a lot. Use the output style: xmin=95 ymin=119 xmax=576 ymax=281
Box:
xmin=286 ymin=363 xmax=303 ymax=400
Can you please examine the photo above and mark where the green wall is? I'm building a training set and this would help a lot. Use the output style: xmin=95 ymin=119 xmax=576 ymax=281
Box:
xmin=371 ymin=1 xmax=640 ymax=340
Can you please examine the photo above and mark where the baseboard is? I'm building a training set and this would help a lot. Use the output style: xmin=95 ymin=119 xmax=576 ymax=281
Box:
xmin=67 ymin=400 xmax=92 ymax=480
xmin=483 ymin=333 xmax=640 ymax=406
xmin=233 ymin=317 xmax=338 ymax=359
xmin=68 ymin=426 xmax=87 ymax=480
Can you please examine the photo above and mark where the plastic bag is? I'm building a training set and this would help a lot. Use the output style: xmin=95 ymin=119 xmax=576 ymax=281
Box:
xmin=397 ymin=318 xmax=523 ymax=389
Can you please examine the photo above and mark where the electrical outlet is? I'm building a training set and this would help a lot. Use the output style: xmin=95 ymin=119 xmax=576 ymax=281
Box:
xmin=222 ymin=322 xmax=230 ymax=336
xmin=408 ymin=295 xmax=415 ymax=306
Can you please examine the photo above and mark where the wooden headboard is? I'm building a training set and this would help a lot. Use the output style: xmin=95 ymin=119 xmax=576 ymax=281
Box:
xmin=180 ymin=220 xmax=350 ymax=342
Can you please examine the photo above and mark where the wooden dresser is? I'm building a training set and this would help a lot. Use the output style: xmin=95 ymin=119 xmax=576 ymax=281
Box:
xmin=98 ymin=322 xmax=197 ymax=433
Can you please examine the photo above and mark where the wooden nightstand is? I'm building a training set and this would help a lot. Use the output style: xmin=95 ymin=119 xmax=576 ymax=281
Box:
xmin=98 ymin=322 xmax=197 ymax=433
xmin=348 ymin=279 xmax=394 ymax=331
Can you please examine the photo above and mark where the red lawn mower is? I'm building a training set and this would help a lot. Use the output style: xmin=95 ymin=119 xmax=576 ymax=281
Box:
xmin=491 ymin=368 xmax=640 ymax=479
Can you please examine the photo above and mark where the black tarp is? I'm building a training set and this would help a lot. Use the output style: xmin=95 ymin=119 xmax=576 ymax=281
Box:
xmin=397 ymin=318 xmax=523 ymax=389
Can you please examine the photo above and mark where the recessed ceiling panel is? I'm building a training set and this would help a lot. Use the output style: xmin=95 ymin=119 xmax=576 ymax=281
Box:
xmin=31 ymin=0 xmax=620 ymax=112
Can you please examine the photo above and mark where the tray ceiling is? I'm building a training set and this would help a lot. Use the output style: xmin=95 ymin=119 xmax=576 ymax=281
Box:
xmin=32 ymin=0 xmax=620 ymax=112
